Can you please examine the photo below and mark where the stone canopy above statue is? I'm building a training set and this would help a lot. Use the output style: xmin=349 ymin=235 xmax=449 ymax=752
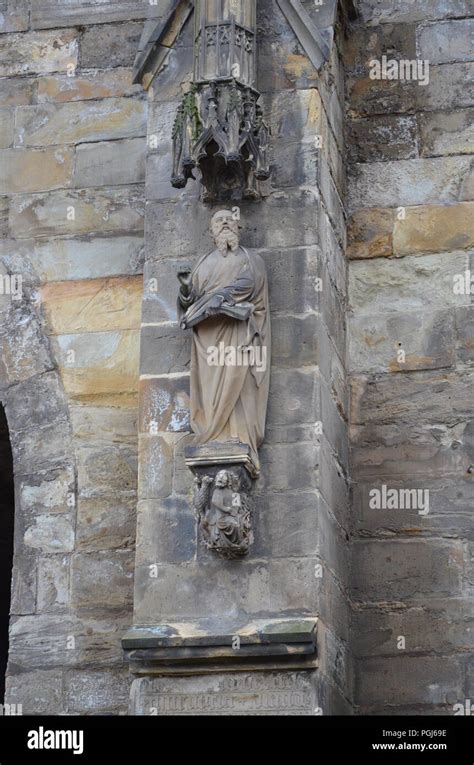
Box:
xmin=132 ymin=0 xmax=355 ymax=203
xmin=171 ymin=0 xmax=271 ymax=202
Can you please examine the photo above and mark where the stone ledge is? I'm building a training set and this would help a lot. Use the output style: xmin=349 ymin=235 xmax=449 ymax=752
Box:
xmin=122 ymin=617 xmax=318 ymax=675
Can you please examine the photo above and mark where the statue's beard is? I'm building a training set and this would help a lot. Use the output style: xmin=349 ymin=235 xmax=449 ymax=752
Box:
xmin=215 ymin=230 xmax=239 ymax=255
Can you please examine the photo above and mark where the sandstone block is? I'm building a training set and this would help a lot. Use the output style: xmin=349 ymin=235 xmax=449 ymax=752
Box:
xmin=40 ymin=276 xmax=142 ymax=334
xmin=71 ymin=551 xmax=134 ymax=607
xmin=37 ymin=68 xmax=139 ymax=102
xmin=54 ymin=329 xmax=140 ymax=404
xmin=352 ymin=539 xmax=464 ymax=601
xmin=0 ymin=147 xmax=73 ymax=194
xmin=417 ymin=19 xmax=474 ymax=64
xmin=16 ymin=98 xmax=146 ymax=147
xmin=0 ymin=30 xmax=78 ymax=76
xmin=9 ymin=187 xmax=145 ymax=238
xmin=393 ymin=202 xmax=474 ymax=255
xmin=74 ymin=138 xmax=146 ymax=188
xmin=349 ymin=156 xmax=472 ymax=212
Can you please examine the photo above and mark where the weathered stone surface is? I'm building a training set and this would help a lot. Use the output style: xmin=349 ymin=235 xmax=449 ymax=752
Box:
xmin=350 ymin=420 xmax=472 ymax=480
xmin=53 ymin=329 xmax=140 ymax=403
xmin=417 ymin=19 xmax=474 ymax=64
xmin=357 ymin=0 xmax=470 ymax=24
xmin=348 ymin=116 xmax=417 ymax=162
xmin=74 ymin=138 xmax=146 ymax=188
xmin=70 ymin=404 xmax=137 ymax=443
xmin=348 ymin=63 xmax=474 ymax=118
xmin=393 ymin=202 xmax=474 ymax=255
xmin=349 ymin=252 xmax=470 ymax=313
xmin=9 ymin=545 xmax=37 ymax=616
xmin=31 ymin=0 xmax=162 ymax=29
xmin=353 ymin=476 xmax=474 ymax=538
xmin=24 ymin=514 xmax=75 ymax=553
xmin=0 ymin=7 xmax=28 ymax=33
xmin=65 ymin=669 xmax=130 ymax=713
xmin=134 ymin=557 xmax=320 ymax=623
xmin=350 ymin=370 xmax=474 ymax=425
xmin=267 ymin=367 xmax=320 ymax=427
xmin=37 ymin=556 xmax=70 ymax=611
xmin=418 ymin=109 xmax=474 ymax=157
xmin=259 ymin=441 xmax=319 ymax=492
xmin=80 ymin=21 xmax=144 ymax=69
xmin=146 ymin=190 xmax=320 ymax=261
xmin=352 ymin=539 xmax=464 ymax=601
xmin=5 ymin=670 xmax=63 ymax=714
xmin=136 ymin=498 xmax=196 ymax=565
xmin=40 ymin=276 xmax=142 ymax=334
xmin=347 ymin=208 xmax=395 ymax=259
xmin=261 ymin=246 xmax=321 ymax=314
xmin=455 ymin=305 xmax=474 ymax=365
xmin=264 ymin=88 xmax=322 ymax=145
xmin=0 ymin=76 xmax=34 ymax=105
xmin=356 ymin=655 xmax=463 ymax=708
xmin=76 ymin=441 xmax=137 ymax=498
xmin=8 ymin=610 xmax=131 ymax=666
xmin=271 ymin=314 xmax=319 ymax=368
xmin=76 ymin=497 xmax=135 ymax=552
xmin=14 ymin=233 xmax=144 ymax=282
xmin=19 ymin=464 xmax=75 ymax=515
xmin=347 ymin=73 xmax=418 ymax=118
xmin=250 ymin=491 xmax=319 ymax=558
xmin=257 ymin=38 xmax=319 ymax=93
xmin=0 ymin=302 xmax=53 ymax=384
xmin=139 ymin=376 xmax=190 ymax=434
xmin=0 ymin=147 xmax=73 ymax=194
xmin=9 ymin=187 xmax=144 ymax=238
xmin=71 ymin=551 xmax=134 ymax=607
xmin=140 ymin=325 xmax=190 ymax=377
xmin=319 ymin=447 xmax=350 ymax=533
xmin=349 ymin=156 xmax=472 ymax=212
xmin=0 ymin=108 xmax=14 ymax=149
xmin=37 ymin=68 xmax=140 ymax=102
xmin=0 ymin=30 xmax=78 ymax=76
xmin=417 ymin=63 xmax=474 ymax=112
xmin=130 ymin=672 xmax=318 ymax=716
xmin=16 ymin=98 xmax=146 ymax=147
xmin=138 ymin=435 xmax=174 ymax=500
xmin=320 ymin=379 xmax=349 ymax=470
xmin=344 ymin=22 xmax=416 ymax=75
xmin=142 ymin=258 xmax=188 ymax=324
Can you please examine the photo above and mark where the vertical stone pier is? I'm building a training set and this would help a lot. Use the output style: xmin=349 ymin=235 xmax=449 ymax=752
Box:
xmin=124 ymin=0 xmax=352 ymax=715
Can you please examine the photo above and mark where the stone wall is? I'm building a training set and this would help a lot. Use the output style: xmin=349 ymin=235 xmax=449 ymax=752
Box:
xmin=345 ymin=0 xmax=473 ymax=714
xmin=0 ymin=0 xmax=164 ymax=714
xmin=1 ymin=0 xmax=471 ymax=717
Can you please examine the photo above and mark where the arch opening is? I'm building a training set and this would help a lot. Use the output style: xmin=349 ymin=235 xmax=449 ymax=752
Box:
xmin=0 ymin=404 xmax=14 ymax=703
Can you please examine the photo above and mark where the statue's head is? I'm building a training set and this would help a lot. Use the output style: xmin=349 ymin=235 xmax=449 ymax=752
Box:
xmin=211 ymin=210 xmax=240 ymax=255
xmin=214 ymin=470 xmax=230 ymax=488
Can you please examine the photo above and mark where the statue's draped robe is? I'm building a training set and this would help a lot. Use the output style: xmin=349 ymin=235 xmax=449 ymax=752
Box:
xmin=180 ymin=246 xmax=270 ymax=472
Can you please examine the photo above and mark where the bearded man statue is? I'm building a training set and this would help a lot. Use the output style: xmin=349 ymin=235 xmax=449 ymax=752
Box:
xmin=178 ymin=210 xmax=270 ymax=475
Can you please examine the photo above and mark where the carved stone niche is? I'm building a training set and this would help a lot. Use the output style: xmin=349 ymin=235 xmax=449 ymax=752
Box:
xmin=186 ymin=441 xmax=256 ymax=559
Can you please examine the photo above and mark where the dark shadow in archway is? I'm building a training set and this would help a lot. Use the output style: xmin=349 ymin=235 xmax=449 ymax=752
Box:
xmin=0 ymin=404 xmax=14 ymax=703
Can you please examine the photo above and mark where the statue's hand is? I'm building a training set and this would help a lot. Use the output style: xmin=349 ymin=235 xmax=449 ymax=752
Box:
xmin=177 ymin=266 xmax=192 ymax=297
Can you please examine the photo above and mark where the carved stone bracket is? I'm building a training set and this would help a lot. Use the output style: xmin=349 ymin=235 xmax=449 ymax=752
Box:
xmin=186 ymin=441 xmax=257 ymax=559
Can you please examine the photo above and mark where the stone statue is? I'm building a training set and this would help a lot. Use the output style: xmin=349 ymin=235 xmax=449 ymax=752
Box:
xmin=192 ymin=469 xmax=253 ymax=559
xmin=178 ymin=210 xmax=270 ymax=558
xmin=178 ymin=209 xmax=270 ymax=474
